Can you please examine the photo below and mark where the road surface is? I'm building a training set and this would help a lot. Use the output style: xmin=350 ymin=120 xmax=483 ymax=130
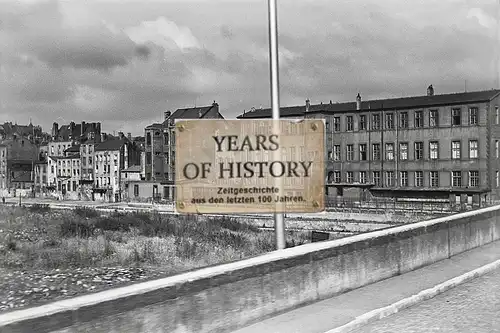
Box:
xmin=353 ymin=267 xmax=500 ymax=333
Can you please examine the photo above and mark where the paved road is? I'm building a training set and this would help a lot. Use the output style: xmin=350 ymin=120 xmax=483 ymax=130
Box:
xmin=353 ymin=268 xmax=500 ymax=333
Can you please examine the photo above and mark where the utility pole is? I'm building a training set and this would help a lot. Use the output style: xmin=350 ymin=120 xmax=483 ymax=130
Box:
xmin=268 ymin=0 xmax=286 ymax=250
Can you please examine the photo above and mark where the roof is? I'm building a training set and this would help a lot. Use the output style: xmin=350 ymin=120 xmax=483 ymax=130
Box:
xmin=123 ymin=165 xmax=142 ymax=173
xmin=11 ymin=172 xmax=33 ymax=183
xmin=237 ymin=89 xmax=500 ymax=118
xmin=169 ymin=103 xmax=219 ymax=120
xmin=95 ymin=138 xmax=127 ymax=151
xmin=53 ymin=122 xmax=101 ymax=143
xmin=64 ymin=145 xmax=80 ymax=153
xmin=146 ymin=103 xmax=222 ymax=129
xmin=49 ymin=155 xmax=79 ymax=161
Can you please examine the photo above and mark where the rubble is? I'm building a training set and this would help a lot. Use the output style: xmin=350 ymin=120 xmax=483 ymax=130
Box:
xmin=0 ymin=267 xmax=165 ymax=312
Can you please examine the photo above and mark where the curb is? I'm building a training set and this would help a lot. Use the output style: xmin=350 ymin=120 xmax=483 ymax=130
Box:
xmin=325 ymin=258 xmax=500 ymax=333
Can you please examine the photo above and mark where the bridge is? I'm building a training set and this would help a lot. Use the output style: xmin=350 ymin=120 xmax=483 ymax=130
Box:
xmin=1 ymin=204 xmax=500 ymax=332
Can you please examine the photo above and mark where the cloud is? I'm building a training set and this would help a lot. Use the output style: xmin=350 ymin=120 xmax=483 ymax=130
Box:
xmin=125 ymin=17 xmax=201 ymax=51
xmin=1 ymin=1 xmax=149 ymax=71
xmin=1 ymin=0 xmax=498 ymax=136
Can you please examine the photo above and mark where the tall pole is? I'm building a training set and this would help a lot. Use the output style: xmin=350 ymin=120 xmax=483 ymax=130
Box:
xmin=268 ymin=0 xmax=286 ymax=250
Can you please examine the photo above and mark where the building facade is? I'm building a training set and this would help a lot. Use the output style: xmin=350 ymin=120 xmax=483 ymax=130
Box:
xmin=143 ymin=102 xmax=224 ymax=200
xmin=93 ymin=136 xmax=141 ymax=202
xmin=238 ymin=87 xmax=500 ymax=205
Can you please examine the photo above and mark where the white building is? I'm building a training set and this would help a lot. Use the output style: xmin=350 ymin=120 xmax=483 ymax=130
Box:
xmin=93 ymin=136 xmax=141 ymax=202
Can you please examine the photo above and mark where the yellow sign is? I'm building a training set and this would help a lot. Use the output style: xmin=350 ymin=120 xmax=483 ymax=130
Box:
xmin=175 ymin=119 xmax=325 ymax=214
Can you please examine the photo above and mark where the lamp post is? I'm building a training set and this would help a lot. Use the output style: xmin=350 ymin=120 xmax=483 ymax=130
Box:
xmin=268 ymin=0 xmax=286 ymax=250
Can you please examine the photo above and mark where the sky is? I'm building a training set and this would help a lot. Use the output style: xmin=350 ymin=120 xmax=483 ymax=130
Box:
xmin=1 ymin=0 xmax=499 ymax=136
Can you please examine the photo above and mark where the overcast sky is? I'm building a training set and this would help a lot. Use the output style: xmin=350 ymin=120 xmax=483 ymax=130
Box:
xmin=1 ymin=0 xmax=499 ymax=136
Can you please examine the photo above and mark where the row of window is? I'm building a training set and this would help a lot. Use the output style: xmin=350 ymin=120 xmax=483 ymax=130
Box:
xmin=325 ymin=107 xmax=487 ymax=132
xmin=328 ymin=170 xmax=479 ymax=188
xmin=146 ymin=130 xmax=174 ymax=146
xmin=56 ymin=169 xmax=80 ymax=177
xmin=57 ymin=181 xmax=79 ymax=192
xmin=96 ymin=177 xmax=118 ymax=188
xmin=328 ymin=140 xmax=479 ymax=162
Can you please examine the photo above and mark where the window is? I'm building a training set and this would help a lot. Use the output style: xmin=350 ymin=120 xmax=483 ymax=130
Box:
xmin=346 ymin=116 xmax=354 ymax=131
xmin=469 ymin=140 xmax=478 ymax=159
xmin=429 ymin=141 xmax=439 ymax=160
xmin=146 ymin=152 xmax=152 ymax=164
xmin=429 ymin=110 xmax=438 ymax=127
xmin=359 ymin=115 xmax=367 ymax=130
xmin=469 ymin=171 xmax=479 ymax=187
xmin=414 ymin=110 xmax=423 ymax=128
xmin=134 ymin=184 xmax=139 ymax=197
xmin=333 ymin=117 xmax=340 ymax=131
xmin=452 ymin=141 xmax=461 ymax=159
xmin=452 ymin=171 xmax=462 ymax=187
xmin=400 ymin=112 xmax=408 ymax=128
xmin=359 ymin=144 xmax=367 ymax=161
xmin=334 ymin=171 xmax=341 ymax=183
xmin=360 ymin=171 xmax=367 ymax=184
xmin=452 ymin=108 xmax=461 ymax=126
xmin=400 ymin=143 xmax=408 ymax=160
xmin=146 ymin=132 xmax=151 ymax=145
xmin=333 ymin=145 xmax=341 ymax=161
xmin=372 ymin=143 xmax=381 ymax=160
xmin=346 ymin=144 xmax=354 ymax=161
xmin=496 ymin=106 xmax=499 ymax=125
xmin=346 ymin=171 xmax=353 ymax=183
xmin=415 ymin=171 xmax=423 ymax=187
xmin=400 ymin=171 xmax=408 ymax=187
xmin=497 ymin=140 xmax=499 ymax=158
xmin=430 ymin=171 xmax=439 ymax=187
xmin=373 ymin=171 xmax=381 ymax=186
xmin=385 ymin=143 xmax=394 ymax=161
xmin=386 ymin=113 xmax=394 ymax=129
xmin=414 ymin=142 xmax=423 ymax=160
xmin=469 ymin=108 xmax=478 ymax=125
xmin=328 ymin=150 xmax=333 ymax=160
xmin=385 ymin=171 xmax=394 ymax=187
xmin=164 ymin=135 xmax=169 ymax=145
xmin=372 ymin=114 xmax=381 ymax=130
xmin=497 ymin=171 xmax=500 ymax=187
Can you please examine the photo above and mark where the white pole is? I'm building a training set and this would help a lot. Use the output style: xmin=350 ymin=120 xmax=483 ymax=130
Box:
xmin=268 ymin=0 xmax=286 ymax=250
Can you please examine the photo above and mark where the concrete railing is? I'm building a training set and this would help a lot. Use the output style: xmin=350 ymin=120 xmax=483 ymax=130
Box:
xmin=2 ymin=206 xmax=500 ymax=333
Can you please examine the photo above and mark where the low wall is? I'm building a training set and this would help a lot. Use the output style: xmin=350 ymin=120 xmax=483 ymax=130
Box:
xmin=1 ymin=206 xmax=500 ymax=333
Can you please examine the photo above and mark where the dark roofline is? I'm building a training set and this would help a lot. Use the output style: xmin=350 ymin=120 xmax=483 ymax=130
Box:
xmin=237 ymin=89 xmax=500 ymax=119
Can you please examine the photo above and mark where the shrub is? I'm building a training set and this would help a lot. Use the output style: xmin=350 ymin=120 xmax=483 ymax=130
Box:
xmin=28 ymin=204 xmax=51 ymax=214
xmin=59 ymin=217 xmax=95 ymax=238
xmin=73 ymin=207 xmax=100 ymax=219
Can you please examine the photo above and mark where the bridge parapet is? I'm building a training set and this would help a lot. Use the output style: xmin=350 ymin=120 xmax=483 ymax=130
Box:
xmin=1 ymin=206 xmax=500 ymax=333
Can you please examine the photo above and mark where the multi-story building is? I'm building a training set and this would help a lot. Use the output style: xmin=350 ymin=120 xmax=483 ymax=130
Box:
xmin=93 ymin=134 xmax=141 ymax=202
xmin=143 ymin=102 xmax=224 ymax=200
xmin=0 ymin=121 xmax=47 ymax=143
xmin=47 ymin=145 xmax=81 ymax=197
xmin=49 ymin=121 xmax=106 ymax=199
xmin=33 ymin=161 xmax=48 ymax=193
xmin=0 ymin=135 xmax=41 ymax=191
xmin=237 ymin=86 xmax=500 ymax=206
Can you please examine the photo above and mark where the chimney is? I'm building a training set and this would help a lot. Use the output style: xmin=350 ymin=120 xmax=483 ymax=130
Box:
xmin=51 ymin=122 xmax=59 ymax=138
xmin=427 ymin=84 xmax=434 ymax=96
xmin=213 ymin=100 xmax=217 ymax=106
xmin=164 ymin=111 xmax=171 ymax=120
xmin=356 ymin=93 xmax=362 ymax=110
xmin=81 ymin=121 xmax=86 ymax=136
xmin=305 ymin=99 xmax=310 ymax=112
xmin=127 ymin=132 xmax=132 ymax=140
